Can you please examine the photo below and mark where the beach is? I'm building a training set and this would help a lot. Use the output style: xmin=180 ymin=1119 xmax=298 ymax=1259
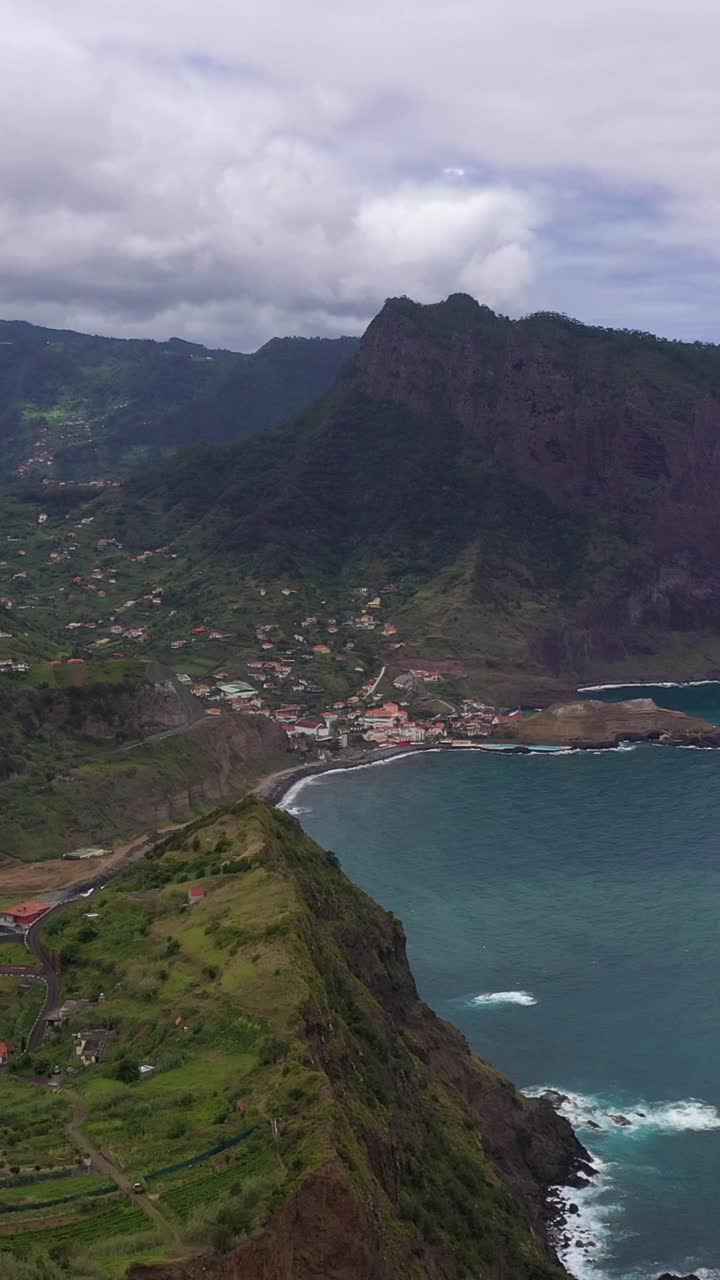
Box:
xmin=253 ymin=743 xmax=429 ymax=807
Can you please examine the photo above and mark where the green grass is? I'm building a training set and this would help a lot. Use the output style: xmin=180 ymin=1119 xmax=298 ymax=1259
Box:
xmin=0 ymin=1078 xmax=76 ymax=1171
xmin=0 ymin=976 xmax=44 ymax=1050
xmin=0 ymin=1172 xmax=112 ymax=1208
xmin=0 ymin=943 xmax=36 ymax=967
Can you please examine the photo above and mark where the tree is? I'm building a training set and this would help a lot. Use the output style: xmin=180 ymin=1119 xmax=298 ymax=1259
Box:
xmin=113 ymin=1055 xmax=140 ymax=1083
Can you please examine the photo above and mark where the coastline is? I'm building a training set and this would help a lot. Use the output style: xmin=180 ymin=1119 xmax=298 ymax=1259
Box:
xmin=253 ymin=743 xmax=432 ymax=807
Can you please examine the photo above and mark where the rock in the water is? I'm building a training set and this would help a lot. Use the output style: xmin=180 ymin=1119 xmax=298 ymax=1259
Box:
xmin=607 ymin=1113 xmax=633 ymax=1127
xmin=567 ymin=1203 xmax=579 ymax=1215
xmin=543 ymin=1089 xmax=569 ymax=1108
xmin=656 ymin=1274 xmax=700 ymax=1280
xmin=586 ymin=1119 xmax=602 ymax=1129
xmin=566 ymin=1173 xmax=591 ymax=1189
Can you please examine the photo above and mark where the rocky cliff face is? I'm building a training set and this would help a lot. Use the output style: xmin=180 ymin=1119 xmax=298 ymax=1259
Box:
xmin=357 ymin=296 xmax=720 ymax=629
xmin=79 ymin=673 xmax=204 ymax=740
xmin=1 ymin=674 xmax=290 ymax=858
xmin=129 ymin=800 xmax=588 ymax=1280
xmin=119 ymin=293 xmax=720 ymax=692
xmin=5 ymin=666 xmax=203 ymax=751
xmin=54 ymin=714 xmax=290 ymax=851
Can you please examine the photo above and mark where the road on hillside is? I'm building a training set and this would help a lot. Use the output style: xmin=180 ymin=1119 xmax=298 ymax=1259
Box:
xmin=119 ymin=713 xmax=208 ymax=752
xmin=24 ymin=834 xmax=168 ymax=1052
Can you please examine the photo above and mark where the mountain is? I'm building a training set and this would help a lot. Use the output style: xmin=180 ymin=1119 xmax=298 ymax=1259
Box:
xmin=114 ymin=293 xmax=720 ymax=696
xmin=0 ymin=318 xmax=358 ymax=484
xmin=0 ymin=797 xmax=585 ymax=1277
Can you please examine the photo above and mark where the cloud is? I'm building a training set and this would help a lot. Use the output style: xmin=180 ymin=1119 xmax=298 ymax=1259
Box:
xmin=2 ymin=1 xmax=720 ymax=346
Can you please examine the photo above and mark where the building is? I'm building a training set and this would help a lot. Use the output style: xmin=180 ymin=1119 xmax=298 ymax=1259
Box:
xmin=218 ymin=681 xmax=256 ymax=701
xmin=187 ymin=886 xmax=206 ymax=906
xmin=0 ymin=1040 xmax=9 ymax=1065
xmin=287 ymin=719 xmax=330 ymax=740
xmin=360 ymin=703 xmax=408 ymax=730
xmin=73 ymin=1029 xmax=118 ymax=1066
xmin=46 ymin=999 xmax=90 ymax=1029
xmin=1 ymin=901 xmax=49 ymax=930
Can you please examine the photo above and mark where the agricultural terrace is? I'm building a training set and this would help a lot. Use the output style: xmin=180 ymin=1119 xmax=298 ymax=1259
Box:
xmin=0 ymin=800 xmax=340 ymax=1275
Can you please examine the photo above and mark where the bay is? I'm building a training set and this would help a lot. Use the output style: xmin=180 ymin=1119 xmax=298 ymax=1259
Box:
xmin=284 ymin=717 xmax=720 ymax=1279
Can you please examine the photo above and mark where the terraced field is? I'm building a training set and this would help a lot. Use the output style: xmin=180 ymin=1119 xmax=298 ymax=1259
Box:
xmin=158 ymin=1144 xmax=275 ymax=1219
xmin=2 ymin=1200 xmax=157 ymax=1253
xmin=0 ymin=1170 xmax=114 ymax=1210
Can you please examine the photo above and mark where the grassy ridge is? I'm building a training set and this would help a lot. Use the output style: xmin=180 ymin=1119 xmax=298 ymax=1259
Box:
xmin=0 ymin=798 xmax=569 ymax=1278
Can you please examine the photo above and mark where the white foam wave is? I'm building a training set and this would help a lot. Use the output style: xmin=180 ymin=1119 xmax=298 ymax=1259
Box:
xmin=521 ymin=744 xmax=640 ymax=758
xmin=578 ymin=679 xmax=720 ymax=691
xmin=277 ymin=750 xmax=439 ymax=811
xmin=469 ymin=990 xmax=537 ymax=1007
xmin=524 ymin=1086 xmax=720 ymax=1135
xmin=549 ymin=1155 xmax=617 ymax=1280
xmin=528 ymin=1087 xmax=720 ymax=1280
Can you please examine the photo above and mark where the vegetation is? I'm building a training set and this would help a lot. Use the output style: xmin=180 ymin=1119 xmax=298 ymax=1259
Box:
xmin=75 ymin=290 xmax=720 ymax=704
xmin=0 ymin=317 xmax=357 ymax=482
xmin=0 ymin=798 xmax=571 ymax=1277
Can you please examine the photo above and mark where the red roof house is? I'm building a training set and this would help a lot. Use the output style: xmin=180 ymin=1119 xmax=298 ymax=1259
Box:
xmin=1 ymin=901 xmax=49 ymax=928
xmin=187 ymin=886 xmax=206 ymax=906
xmin=0 ymin=1040 xmax=9 ymax=1064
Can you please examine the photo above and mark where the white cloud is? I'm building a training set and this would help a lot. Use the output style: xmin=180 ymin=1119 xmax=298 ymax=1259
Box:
xmin=3 ymin=1 xmax=720 ymax=344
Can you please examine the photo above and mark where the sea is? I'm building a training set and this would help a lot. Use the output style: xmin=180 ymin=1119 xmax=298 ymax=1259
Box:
xmin=280 ymin=682 xmax=720 ymax=1280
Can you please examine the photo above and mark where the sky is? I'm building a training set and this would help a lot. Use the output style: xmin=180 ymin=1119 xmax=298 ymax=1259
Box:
xmin=3 ymin=0 xmax=720 ymax=350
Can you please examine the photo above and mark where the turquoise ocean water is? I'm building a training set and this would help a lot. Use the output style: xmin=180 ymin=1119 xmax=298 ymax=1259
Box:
xmin=282 ymin=684 xmax=720 ymax=1280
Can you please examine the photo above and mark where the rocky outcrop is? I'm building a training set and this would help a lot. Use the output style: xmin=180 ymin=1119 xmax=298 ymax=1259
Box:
xmin=55 ymin=714 xmax=290 ymax=848
xmin=505 ymin=697 xmax=720 ymax=748
xmin=79 ymin=673 xmax=203 ymax=740
xmin=2 ymin=707 xmax=289 ymax=859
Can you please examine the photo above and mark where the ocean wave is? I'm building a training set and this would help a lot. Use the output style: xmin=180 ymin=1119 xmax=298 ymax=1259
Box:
xmin=468 ymin=990 xmax=537 ymax=1007
xmin=529 ymin=1086 xmax=720 ymax=1280
xmin=524 ymin=1086 xmax=720 ymax=1135
xmin=522 ymin=744 xmax=640 ymax=757
xmin=548 ymin=1154 xmax=617 ymax=1280
xmin=578 ymin=679 xmax=720 ymax=691
xmin=277 ymin=750 xmax=440 ymax=811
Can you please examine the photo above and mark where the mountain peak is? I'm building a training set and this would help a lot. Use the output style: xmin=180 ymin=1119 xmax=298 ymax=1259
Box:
xmin=367 ymin=293 xmax=506 ymax=342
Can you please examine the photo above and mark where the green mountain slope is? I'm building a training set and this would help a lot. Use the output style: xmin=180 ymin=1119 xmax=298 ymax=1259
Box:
xmin=106 ymin=293 xmax=720 ymax=695
xmin=0 ymin=319 xmax=357 ymax=484
xmin=0 ymin=798 xmax=584 ymax=1278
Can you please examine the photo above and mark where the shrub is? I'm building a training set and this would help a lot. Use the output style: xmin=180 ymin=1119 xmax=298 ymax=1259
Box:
xmin=114 ymin=1056 xmax=140 ymax=1084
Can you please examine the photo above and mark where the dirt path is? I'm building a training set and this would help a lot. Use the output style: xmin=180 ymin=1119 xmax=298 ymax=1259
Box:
xmin=66 ymin=1095 xmax=185 ymax=1248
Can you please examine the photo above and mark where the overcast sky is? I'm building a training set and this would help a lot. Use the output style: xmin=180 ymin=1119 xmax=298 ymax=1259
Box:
xmin=3 ymin=1 xmax=720 ymax=349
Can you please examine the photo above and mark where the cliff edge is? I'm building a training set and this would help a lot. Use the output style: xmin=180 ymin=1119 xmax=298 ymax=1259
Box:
xmin=9 ymin=798 xmax=588 ymax=1278
xmin=120 ymin=800 xmax=585 ymax=1279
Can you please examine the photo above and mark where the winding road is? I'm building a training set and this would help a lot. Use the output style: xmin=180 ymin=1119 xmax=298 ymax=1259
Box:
xmin=20 ymin=829 xmax=178 ymax=1052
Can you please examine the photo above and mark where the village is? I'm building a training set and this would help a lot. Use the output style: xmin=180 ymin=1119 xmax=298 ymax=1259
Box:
xmin=0 ymin=492 xmax=523 ymax=753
